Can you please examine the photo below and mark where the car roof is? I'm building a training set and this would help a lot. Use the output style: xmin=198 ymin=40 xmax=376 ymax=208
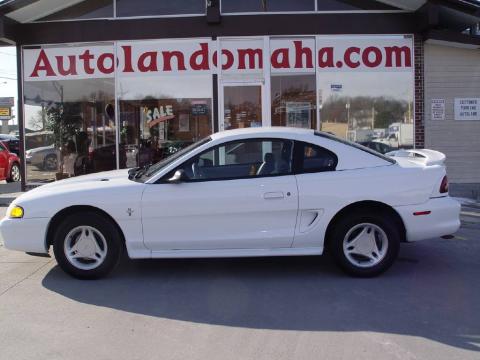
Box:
xmin=210 ymin=127 xmax=315 ymax=141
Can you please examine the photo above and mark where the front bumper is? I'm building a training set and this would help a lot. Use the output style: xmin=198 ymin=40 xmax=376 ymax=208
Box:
xmin=394 ymin=196 xmax=461 ymax=242
xmin=0 ymin=216 xmax=50 ymax=253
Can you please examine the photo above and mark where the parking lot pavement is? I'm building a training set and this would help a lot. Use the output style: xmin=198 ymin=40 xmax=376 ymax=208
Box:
xmin=0 ymin=207 xmax=479 ymax=360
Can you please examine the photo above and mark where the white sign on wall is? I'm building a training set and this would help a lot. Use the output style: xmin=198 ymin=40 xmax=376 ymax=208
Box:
xmin=431 ymin=99 xmax=445 ymax=120
xmin=23 ymin=36 xmax=414 ymax=81
xmin=454 ymin=98 xmax=480 ymax=121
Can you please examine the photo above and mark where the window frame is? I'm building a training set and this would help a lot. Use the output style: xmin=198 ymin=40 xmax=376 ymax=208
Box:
xmin=293 ymin=140 xmax=338 ymax=174
xmin=158 ymin=137 xmax=295 ymax=183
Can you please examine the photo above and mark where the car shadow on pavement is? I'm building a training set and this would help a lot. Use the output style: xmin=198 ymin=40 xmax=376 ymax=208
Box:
xmin=42 ymin=240 xmax=480 ymax=352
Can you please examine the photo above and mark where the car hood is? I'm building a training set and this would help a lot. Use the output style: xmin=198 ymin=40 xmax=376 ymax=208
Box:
xmin=27 ymin=145 xmax=55 ymax=153
xmin=15 ymin=169 xmax=135 ymax=203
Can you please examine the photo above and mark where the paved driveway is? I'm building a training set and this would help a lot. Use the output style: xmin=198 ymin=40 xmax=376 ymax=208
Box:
xmin=0 ymin=207 xmax=479 ymax=360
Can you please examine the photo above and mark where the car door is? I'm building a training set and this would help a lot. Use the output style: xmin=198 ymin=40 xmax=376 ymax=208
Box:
xmin=141 ymin=138 xmax=299 ymax=251
xmin=0 ymin=142 xmax=8 ymax=180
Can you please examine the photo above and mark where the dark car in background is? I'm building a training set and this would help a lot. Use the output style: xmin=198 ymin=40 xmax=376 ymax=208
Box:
xmin=359 ymin=141 xmax=395 ymax=154
xmin=0 ymin=134 xmax=20 ymax=156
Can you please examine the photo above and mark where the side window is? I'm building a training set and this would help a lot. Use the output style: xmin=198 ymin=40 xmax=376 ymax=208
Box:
xmin=296 ymin=141 xmax=337 ymax=173
xmin=173 ymin=139 xmax=293 ymax=181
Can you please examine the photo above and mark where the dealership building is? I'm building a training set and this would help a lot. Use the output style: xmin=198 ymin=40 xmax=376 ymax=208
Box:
xmin=0 ymin=0 xmax=479 ymax=197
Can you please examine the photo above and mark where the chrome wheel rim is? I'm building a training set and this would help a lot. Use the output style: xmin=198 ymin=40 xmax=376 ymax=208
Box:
xmin=11 ymin=165 xmax=20 ymax=181
xmin=343 ymin=223 xmax=388 ymax=268
xmin=64 ymin=226 xmax=108 ymax=270
xmin=45 ymin=156 xmax=57 ymax=170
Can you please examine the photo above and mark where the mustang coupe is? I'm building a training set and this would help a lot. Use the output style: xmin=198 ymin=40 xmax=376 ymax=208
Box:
xmin=0 ymin=128 xmax=460 ymax=279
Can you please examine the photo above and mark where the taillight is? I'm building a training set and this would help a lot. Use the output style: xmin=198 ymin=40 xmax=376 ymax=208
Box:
xmin=440 ymin=175 xmax=449 ymax=193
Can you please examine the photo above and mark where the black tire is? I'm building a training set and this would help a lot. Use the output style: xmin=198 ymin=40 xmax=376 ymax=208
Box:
xmin=6 ymin=163 xmax=20 ymax=183
xmin=329 ymin=212 xmax=400 ymax=277
xmin=44 ymin=154 xmax=58 ymax=171
xmin=52 ymin=212 xmax=123 ymax=280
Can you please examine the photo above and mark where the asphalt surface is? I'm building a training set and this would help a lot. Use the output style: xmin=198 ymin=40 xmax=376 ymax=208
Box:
xmin=0 ymin=206 xmax=479 ymax=360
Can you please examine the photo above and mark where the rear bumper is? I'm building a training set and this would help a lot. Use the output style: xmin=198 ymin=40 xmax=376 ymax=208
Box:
xmin=0 ymin=217 xmax=49 ymax=253
xmin=394 ymin=197 xmax=461 ymax=242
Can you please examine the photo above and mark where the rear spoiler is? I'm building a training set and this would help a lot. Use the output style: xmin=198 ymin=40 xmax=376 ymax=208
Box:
xmin=385 ymin=149 xmax=446 ymax=166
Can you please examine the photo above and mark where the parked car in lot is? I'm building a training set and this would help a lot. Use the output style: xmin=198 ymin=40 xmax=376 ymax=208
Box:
xmin=0 ymin=134 xmax=20 ymax=156
xmin=0 ymin=141 xmax=21 ymax=182
xmin=26 ymin=144 xmax=59 ymax=171
xmin=0 ymin=128 xmax=460 ymax=279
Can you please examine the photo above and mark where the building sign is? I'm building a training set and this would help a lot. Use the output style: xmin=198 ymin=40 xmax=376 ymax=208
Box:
xmin=0 ymin=107 xmax=11 ymax=120
xmin=330 ymin=84 xmax=343 ymax=92
xmin=0 ymin=97 xmax=14 ymax=107
xmin=455 ymin=98 xmax=480 ymax=121
xmin=191 ymin=103 xmax=208 ymax=116
xmin=431 ymin=99 xmax=445 ymax=121
xmin=23 ymin=36 xmax=413 ymax=81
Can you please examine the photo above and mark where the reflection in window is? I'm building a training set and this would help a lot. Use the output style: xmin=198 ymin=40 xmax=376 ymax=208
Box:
xmin=222 ymin=0 xmax=314 ymax=13
xmin=116 ymin=0 xmax=205 ymax=17
xmin=176 ymin=139 xmax=293 ymax=180
xmin=223 ymin=86 xmax=262 ymax=130
xmin=271 ymin=75 xmax=316 ymax=129
xmin=118 ymin=76 xmax=213 ymax=168
xmin=38 ymin=0 xmax=113 ymax=21
xmin=23 ymin=78 xmax=116 ymax=183
xmin=319 ymin=72 xmax=414 ymax=150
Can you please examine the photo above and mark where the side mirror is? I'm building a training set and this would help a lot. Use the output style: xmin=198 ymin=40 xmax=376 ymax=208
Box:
xmin=168 ymin=169 xmax=188 ymax=183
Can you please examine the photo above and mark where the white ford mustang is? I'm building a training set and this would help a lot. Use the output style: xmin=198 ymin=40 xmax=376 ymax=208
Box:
xmin=0 ymin=128 xmax=460 ymax=279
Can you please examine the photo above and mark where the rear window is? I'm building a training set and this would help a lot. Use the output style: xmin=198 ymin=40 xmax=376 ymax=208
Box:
xmin=295 ymin=141 xmax=338 ymax=173
xmin=315 ymin=131 xmax=396 ymax=164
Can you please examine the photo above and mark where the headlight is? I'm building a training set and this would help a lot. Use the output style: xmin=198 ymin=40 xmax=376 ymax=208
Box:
xmin=9 ymin=206 xmax=24 ymax=218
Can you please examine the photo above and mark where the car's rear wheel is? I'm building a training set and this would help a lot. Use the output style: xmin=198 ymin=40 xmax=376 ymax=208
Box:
xmin=44 ymin=154 xmax=58 ymax=171
xmin=7 ymin=163 xmax=20 ymax=182
xmin=52 ymin=212 xmax=123 ymax=279
xmin=329 ymin=212 xmax=400 ymax=277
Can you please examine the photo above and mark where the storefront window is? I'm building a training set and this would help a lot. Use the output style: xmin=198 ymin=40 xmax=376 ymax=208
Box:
xmin=317 ymin=36 xmax=414 ymax=151
xmin=271 ymin=75 xmax=317 ymax=129
xmin=118 ymin=76 xmax=213 ymax=168
xmin=116 ymin=0 xmax=205 ymax=17
xmin=24 ymin=78 xmax=115 ymax=183
xmin=223 ymin=86 xmax=262 ymax=129
xmin=37 ymin=0 xmax=113 ymax=21
xmin=222 ymin=0 xmax=315 ymax=13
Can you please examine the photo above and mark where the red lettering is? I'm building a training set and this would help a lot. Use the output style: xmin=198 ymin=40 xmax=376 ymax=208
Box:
xmin=162 ymin=51 xmax=187 ymax=71
xmin=30 ymin=49 xmax=56 ymax=77
xmin=138 ymin=52 xmax=158 ymax=72
xmin=79 ymin=50 xmax=95 ymax=75
xmin=294 ymin=41 xmax=313 ymax=69
xmin=271 ymin=48 xmax=290 ymax=69
xmin=55 ymin=55 xmax=77 ymax=76
xmin=190 ymin=43 xmax=210 ymax=71
xmin=362 ymin=46 xmax=382 ymax=68
xmin=385 ymin=46 xmax=411 ymax=67
xmin=238 ymin=48 xmax=263 ymax=70
xmin=318 ymin=47 xmax=334 ymax=68
xmin=344 ymin=47 xmax=361 ymax=68
xmin=97 ymin=53 xmax=114 ymax=74
xmin=221 ymin=49 xmax=234 ymax=70
xmin=122 ymin=46 xmax=134 ymax=72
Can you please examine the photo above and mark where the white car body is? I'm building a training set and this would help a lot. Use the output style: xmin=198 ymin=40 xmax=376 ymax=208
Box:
xmin=0 ymin=128 xmax=460 ymax=260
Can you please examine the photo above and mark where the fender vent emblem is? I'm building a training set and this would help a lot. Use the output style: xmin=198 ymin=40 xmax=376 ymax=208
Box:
xmin=127 ymin=208 xmax=134 ymax=216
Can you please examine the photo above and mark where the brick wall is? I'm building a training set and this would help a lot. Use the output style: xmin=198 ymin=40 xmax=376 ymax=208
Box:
xmin=414 ymin=35 xmax=424 ymax=148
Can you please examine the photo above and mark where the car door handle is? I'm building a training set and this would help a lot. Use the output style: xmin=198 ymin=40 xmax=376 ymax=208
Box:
xmin=264 ymin=192 xmax=285 ymax=199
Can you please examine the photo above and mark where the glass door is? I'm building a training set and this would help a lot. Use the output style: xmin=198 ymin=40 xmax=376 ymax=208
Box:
xmin=220 ymin=83 xmax=264 ymax=131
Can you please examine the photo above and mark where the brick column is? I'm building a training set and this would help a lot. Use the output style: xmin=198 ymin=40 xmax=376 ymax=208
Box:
xmin=414 ymin=35 xmax=424 ymax=148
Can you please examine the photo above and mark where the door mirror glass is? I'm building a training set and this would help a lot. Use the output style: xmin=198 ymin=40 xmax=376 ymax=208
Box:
xmin=168 ymin=169 xmax=189 ymax=183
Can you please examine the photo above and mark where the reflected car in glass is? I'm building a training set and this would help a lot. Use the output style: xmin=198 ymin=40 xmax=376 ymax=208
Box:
xmin=0 ymin=141 xmax=21 ymax=182
xmin=0 ymin=128 xmax=460 ymax=279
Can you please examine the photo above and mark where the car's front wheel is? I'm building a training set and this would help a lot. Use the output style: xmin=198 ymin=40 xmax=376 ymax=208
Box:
xmin=329 ymin=212 xmax=400 ymax=277
xmin=7 ymin=163 xmax=20 ymax=182
xmin=52 ymin=212 xmax=123 ymax=279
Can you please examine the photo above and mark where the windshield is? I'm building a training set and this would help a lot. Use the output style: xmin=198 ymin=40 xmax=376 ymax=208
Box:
xmin=133 ymin=136 xmax=212 ymax=181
